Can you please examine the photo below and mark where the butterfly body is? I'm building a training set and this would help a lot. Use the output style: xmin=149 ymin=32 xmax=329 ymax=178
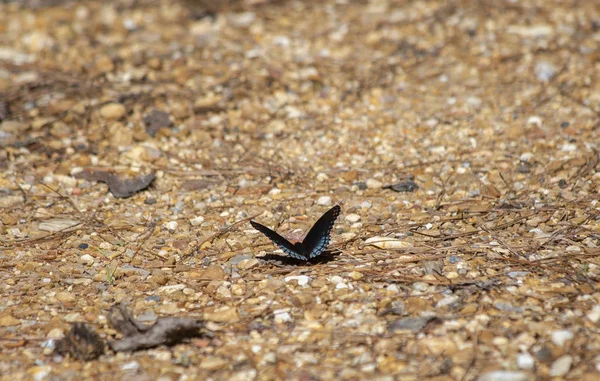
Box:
xmin=251 ymin=205 xmax=341 ymax=260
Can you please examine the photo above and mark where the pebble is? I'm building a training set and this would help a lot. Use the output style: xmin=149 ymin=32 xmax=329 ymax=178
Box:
xmin=79 ymin=254 xmax=95 ymax=265
xmin=0 ymin=195 xmax=25 ymax=208
xmin=0 ymin=314 xmax=20 ymax=327
xmin=535 ymin=61 xmax=557 ymax=82
xmin=38 ymin=218 xmax=79 ymax=232
xmin=364 ymin=236 xmax=411 ymax=249
xmin=445 ymin=271 xmax=459 ymax=279
xmin=549 ymin=355 xmax=573 ymax=377
xmin=317 ymin=196 xmax=332 ymax=206
xmin=56 ymin=292 xmax=76 ymax=304
xmin=551 ymin=330 xmax=573 ymax=347
xmin=121 ymin=361 xmax=140 ymax=371
xmin=347 ymin=271 xmax=363 ymax=280
xmin=216 ymin=283 xmax=232 ymax=299
xmin=316 ymin=173 xmax=329 ymax=182
xmin=203 ymin=306 xmax=239 ymax=323
xmin=46 ymin=328 xmax=64 ymax=339
xmin=196 ymin=265 xmax=226 ymax=280
xmin=517 ymin=352 xmax=535 ymax=370
xmin=189 ymin=216 xmax=204 ymax=226
xmin=165 ymin=221 xmax=178 ymax=232
xmin=329 ymin=275 xmax=344 ymax=285
xmin=28 ymin=366 xmax=53 ymax=381
xmin=527 ymin=116 xmax=542 ymax=127
xmin=507 ymin=271 xmax=530 ymax=278
xmin=229 ymin=254 xmax=254 ymax=266
xmin=199 ymin=356 xmax=229 ymax=370
xmin=237 ymin=258 xmax=260 ymax=270
xmin=412 ymin=282 xmax=429 ymax=292
xmin=477 ymin=371 xmax=529 ymax=381
xmin=284 ymin=275 xmax=311 ymax=286
xmin=345 ymin=213 xmax=361 ymax=223
xmin=96 ymin=243 xmax=111 ymax=252
xmin=366 ymin=178 xmax=382 ymax=188
xmin=561 ymin=143 xmax=577 ymax=152
xmin=335 ymin=282 xmax=349 ymax=290
xmin=388 ymin=316 xmax=436 ymax=333
xmin=587 ymin=305 xmax=600 ymax=323
xmin=100 ymin=103 xmax=126 ymax=120
xmin=436 ymin=295 xmax=460 ymax=308
xmin=155 ymin=303 xmax=180 ymax=315
xmin=274 ymin=310 xmax=292 ymax=323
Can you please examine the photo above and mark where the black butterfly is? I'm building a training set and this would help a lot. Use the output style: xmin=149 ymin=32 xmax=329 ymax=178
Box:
xmin=250 ymin=205 xmax=341 ymax=260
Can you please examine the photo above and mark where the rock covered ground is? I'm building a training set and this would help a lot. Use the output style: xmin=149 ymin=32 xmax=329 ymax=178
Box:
xmin=1 ymin=0 xmax=600 ymax=380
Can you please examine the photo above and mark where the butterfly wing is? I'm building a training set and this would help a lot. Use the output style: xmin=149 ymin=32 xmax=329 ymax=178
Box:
xmin=250 ymin=221 xmax=308 ymax=260
xmin=301 ymin=205 xmax=341 ymax=258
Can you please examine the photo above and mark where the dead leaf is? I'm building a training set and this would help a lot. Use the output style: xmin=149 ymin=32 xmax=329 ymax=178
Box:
xmin=144 ymin=109 xmax=173 ymax=137
xmin=74 ymin=169 xmax=156 ymax=198
xmin=55 ymin=323 xmax=105 ymax=361
xmin=108 ymin=304 xmax=209 ymax=352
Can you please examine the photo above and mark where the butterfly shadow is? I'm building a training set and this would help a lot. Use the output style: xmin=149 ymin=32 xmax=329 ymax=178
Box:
xmin=259 ymin=249 xmax=341 ymax=266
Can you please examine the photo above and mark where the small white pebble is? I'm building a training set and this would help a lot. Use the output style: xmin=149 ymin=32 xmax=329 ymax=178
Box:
xmin=330 ymin=275 xmax=344 ymax=284
xmin=520 ymin=152 xmax=534 ymax=162
xmin=317 ymin=196 xmax=332 ymax=206
xmin=517 ymin=352 xmax=535 ymax=370
xmin=121 ymin=361 xmax=140 ymax=371
xmin=273 ymin=310 xmax=292 ymax=323
xmin=46 ymin=328 xmax=64 ymax=339
xmin=284 ymin=275 xmax=311 ymax=286
xmin=189 ymin=216 xmax=205 ymax=226
xmin=99 ymin=242 xmax=111 ymax=250
xmin=335 ymin=282 xmax=349 ymax=290
xmin=345 ymin=213 xmax=361 ymax=223
xmin=386 ymin=284 xmax=399 ymax=293
xmin=412 ymin=282 xmax=429 ymax=292
xmin=551 ymin=330 xmax=573 ymax=347
xmin=549 ymin=355 xmax=572 ymax=377
xmin=436 ymin=295 xmax=460 ymax=308
xmin=527 ymin=116 xmax=542 ymax=127
xmin=587 ymin=305 xmax=600 ymax=323
xmin=268 ymin=188 xmax=281 ymax=195
xmin=80 ymin=254 xmax=94 ymax=265
xmin=165 ymin=221 xmax=178 ymax=232
xmin=366 ymin=178 xmax=382 ymax=188
xmin=316 ymin=173 xmax=329 ymax=182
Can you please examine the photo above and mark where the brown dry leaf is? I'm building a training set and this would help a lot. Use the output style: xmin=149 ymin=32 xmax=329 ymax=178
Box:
xmin=74 ymin=169 xmax=156 ymax=198
xmin=107 ymin=304 xmax=209 ymax=352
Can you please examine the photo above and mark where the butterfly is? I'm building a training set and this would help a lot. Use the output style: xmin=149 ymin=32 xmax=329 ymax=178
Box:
xmin=250 ymin=205 xmax=341 ymax=260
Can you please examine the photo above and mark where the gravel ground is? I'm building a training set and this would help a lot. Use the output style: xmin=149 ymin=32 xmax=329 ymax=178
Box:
xmin=1 ymin=0 xmax=600 ymax=380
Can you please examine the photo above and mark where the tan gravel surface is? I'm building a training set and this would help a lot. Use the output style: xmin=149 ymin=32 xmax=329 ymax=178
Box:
xmin=1 ymin=0 xmax=600 ymax=380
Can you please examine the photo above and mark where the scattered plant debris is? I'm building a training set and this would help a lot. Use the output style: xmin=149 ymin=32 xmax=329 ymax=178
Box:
xmin=54 ymin=323 xmax=105 ymax=361
xmin=74 ymin=169 xmax=156 ymax=198
xmin=108 ymin=304 xmax=209 ymax=352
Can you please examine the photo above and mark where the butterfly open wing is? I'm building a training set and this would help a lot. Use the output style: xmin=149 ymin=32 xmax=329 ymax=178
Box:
xmin=301 ymin=205 xmax=341 ymax=258
xmin=250 ymin=221 xmax=308 ymax=260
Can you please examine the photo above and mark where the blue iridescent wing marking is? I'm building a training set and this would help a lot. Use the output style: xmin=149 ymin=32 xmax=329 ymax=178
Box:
xmin=300 ymin=205 xmax=341 ymax=258
xmin=250 ymin=221 xmax=308 ymax=260
xmin=250 ymin=205 xmax=340 ymax=261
